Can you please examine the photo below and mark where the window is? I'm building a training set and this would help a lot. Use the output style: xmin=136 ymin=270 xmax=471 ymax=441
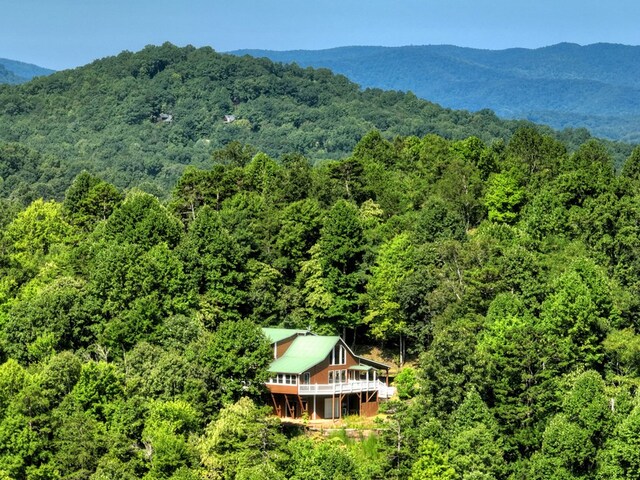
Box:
xmin=269 ymin=374 xmax=297 ymax=385
xmin=328 ymin=369 xmax=347 ymax=384
xmin=302 ymin=372 xmax=311 ymax=385
xmin=330 ymin=344 xmax=346 ymax=365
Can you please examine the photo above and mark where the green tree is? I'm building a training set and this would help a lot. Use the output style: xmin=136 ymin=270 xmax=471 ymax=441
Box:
xmin=316 ymin=199 xmax=366 ymax=338
xmin=178 ymin=206 xmax=248 ymax=326
xmin=484 ymin=172 xmax=525 ymax=224
xmin=4 ymin=198 xmax=74 ymax=271
xmin=597 ymin=402 xmax=640 ymax=479
xmin=409 ymin=440 xmax=456 ymax=480
xmin=98 ymin=190 xmax=183 ymax=249
xmin=365 ymin=232 xmax=414 ymax=365
xmin=202 ymin=320 xmax=271 ymax=409
xmin=447 ymin=390 xmax=506 ymax=480
xmin=63 ymin=172 xmax=123 ymax=230
xmin=198 ymin=397 xmax=286 ymax=480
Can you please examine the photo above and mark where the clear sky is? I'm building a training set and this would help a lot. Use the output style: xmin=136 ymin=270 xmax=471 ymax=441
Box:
xmin=2 ymin=0 xmax=640 ymax=70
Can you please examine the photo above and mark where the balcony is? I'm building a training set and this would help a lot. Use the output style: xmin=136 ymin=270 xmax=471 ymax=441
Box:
xmin=296 ymin=380 xmax=395 ymax=398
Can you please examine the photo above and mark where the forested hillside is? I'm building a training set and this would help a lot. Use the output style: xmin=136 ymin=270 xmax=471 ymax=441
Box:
xmin=2 ymin=42 xmax=632 ymax=205
xmin=2 ymin=123 xmax=640 ymax=478
xmin=233 ymin=43 xmax=640 ymax=142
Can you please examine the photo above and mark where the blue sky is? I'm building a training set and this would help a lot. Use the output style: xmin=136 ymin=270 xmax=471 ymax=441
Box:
xmin=2 ymin=0 xmax=640 ymax=70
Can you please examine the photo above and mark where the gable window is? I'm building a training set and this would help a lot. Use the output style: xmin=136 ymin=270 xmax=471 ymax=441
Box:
xmin=330 ymin=344 xmax=346 ymax=365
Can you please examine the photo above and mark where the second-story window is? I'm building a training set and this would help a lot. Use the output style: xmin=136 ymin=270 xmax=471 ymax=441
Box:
xmin=331 ymin=344 xmax=346 ymax=365
xmin=269 ymin=373 xmax=297 ymax=385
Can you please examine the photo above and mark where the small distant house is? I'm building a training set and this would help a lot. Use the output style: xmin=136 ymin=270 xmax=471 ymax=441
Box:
xmin=223 ymin=114 xmax=236 ymax=123
xmin=262 ymin=328 xmax=394 ymax=420
xmin=155 ymin=113 xmax=173 ymax=123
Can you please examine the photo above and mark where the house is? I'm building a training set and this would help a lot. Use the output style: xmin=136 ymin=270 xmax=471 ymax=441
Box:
xmin=155 ymin=113 xmax=173 ymax=123
xmin=262 ymin=328 xmax=394 ymax=420
xmin=223 ymin=114 xmax=236 ymax=123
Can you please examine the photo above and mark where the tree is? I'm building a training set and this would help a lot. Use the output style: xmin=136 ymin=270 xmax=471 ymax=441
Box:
xmin=539 ymin=258 xmax=616 ymax=371
xmin=365 ymin=233 xmax=415 ymax=365
xmin=4 ymin=198 xmax=74 ymax=271
xmin=316 ymin=199 xmax=366 ymax=338
xmin=484 ymin=172 xmax=525 ymax=224
xmin=63 ymin=172 xmax=123 ymax=229
xmin=409 ymin=440 xmax=456 ymax=480
xmin=274 ymin=198 xmax=324 ymax=277
xmin=198 ymin=397 xmax=286 ymax=480
xmin=141 ymin=400 xmax=199 ymax=478
xmin=447 ymin=390 xmax=506 ymax=479
xmin=532 ymin=371 xmax=611 ymax=478
xmin=99 ymin=190 xmax=183 ymax=249
xmin=598 ymin=403 xmax=640 ymax=479
xmin=178 ymin=206 xmax=248 ymax=326
xmin=287 ymin=436 xmax=359 ymax=480
xmin=202 ymin=320 xmax=271 ymax=409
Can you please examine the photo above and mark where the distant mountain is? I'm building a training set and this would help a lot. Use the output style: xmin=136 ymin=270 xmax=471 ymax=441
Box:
xmin=0 ymin=58 xmax=54 ymax=84
xmin=0 ymin=43 xmax=542 ymax=201
xmin=231 ymin=43 xmax=640 ymax=142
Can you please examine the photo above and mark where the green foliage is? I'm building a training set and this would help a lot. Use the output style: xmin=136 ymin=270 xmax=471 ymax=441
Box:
xmin=0 ymin=43 xmax=542 ymax=203
xmin=0 ymin=78 xmax=639 ymax=478
xmin=484 ymin=172 xmax=525 ymax=223
xmin=409 ymin=440 xmax=456 ymax=480
xmin=198 ymin=397 xmax=286 ymax=480
xmin=394 ymin=367 xmax=419 ymax=400
xmin=203 ymin=320 xmax=272 ymax=408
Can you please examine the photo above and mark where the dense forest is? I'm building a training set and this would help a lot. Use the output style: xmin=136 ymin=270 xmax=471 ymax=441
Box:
xmin=2 ymin=42 xmax=640 ymax=479
xmin=2 ymin=118 xmax=640 ymax=478
xmin=0 ymin=42 xmax=634 ymax=206
xmin=234 ymin=43 xmax=640 ymax=143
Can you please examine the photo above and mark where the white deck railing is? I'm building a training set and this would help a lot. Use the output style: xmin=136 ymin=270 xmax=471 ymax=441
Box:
xmin=297 ymin=380 xmax=395 ymax=397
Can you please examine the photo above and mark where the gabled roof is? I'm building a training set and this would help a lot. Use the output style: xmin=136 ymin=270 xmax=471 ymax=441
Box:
xmin=268 ymin=335 xmax=340 ymax=374
xmin=357 ymin=357 xmax=390 ymax=370
xmin=262 ymin=327 xmax=307 ymax=344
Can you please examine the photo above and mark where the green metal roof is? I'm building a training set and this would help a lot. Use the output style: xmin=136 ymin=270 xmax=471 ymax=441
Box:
xmin=261 ymin=327 xmax=307 ymax=344
xmin=357 ymin=357 xmax=390 ymax=370
xmin=268 ymin=335 xmax=340 ymax=374
xmin=349 ymin=364 xmax=375 ymax=371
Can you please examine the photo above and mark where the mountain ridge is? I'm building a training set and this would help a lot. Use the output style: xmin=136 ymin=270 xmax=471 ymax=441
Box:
xmin=230 ymin=43 xmax=640 ymax=142
xmin=0 ymin=58 xmax=55 ymax=84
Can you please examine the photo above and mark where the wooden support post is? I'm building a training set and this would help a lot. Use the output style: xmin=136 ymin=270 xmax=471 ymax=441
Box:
xmin=284 ymin=394 xmax=293 ymax=418
xmin=271 ymin=393 xmax=280 ymax=417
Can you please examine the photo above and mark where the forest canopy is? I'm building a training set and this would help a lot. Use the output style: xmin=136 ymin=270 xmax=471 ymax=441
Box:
xmin=1 ymin=42 xmax=640 ymax=479
xmin=1 ymin=122 xmax=640 ymax=478
xmin=0 ymin=42 xmax=634 ymax=205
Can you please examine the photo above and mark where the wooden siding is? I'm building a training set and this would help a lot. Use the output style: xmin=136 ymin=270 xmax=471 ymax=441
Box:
xmin=306 ymin=339 xmax=359 ymax=384
xmin=274 ymin=334 xmax=298 ymax=359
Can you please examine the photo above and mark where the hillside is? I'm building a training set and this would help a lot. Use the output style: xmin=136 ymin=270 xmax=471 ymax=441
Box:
xmin=0 ymin=42 xmax=544 ymax=202
xmin=3 ymin=42 xmax=640 ymax=479
xmin=232 ymin=43 xmax=640 ymax=142
xmin=1 ymin=113 xmax=640 ymax=478
xmin=0 ymin=58 xmax=54 ymax=84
